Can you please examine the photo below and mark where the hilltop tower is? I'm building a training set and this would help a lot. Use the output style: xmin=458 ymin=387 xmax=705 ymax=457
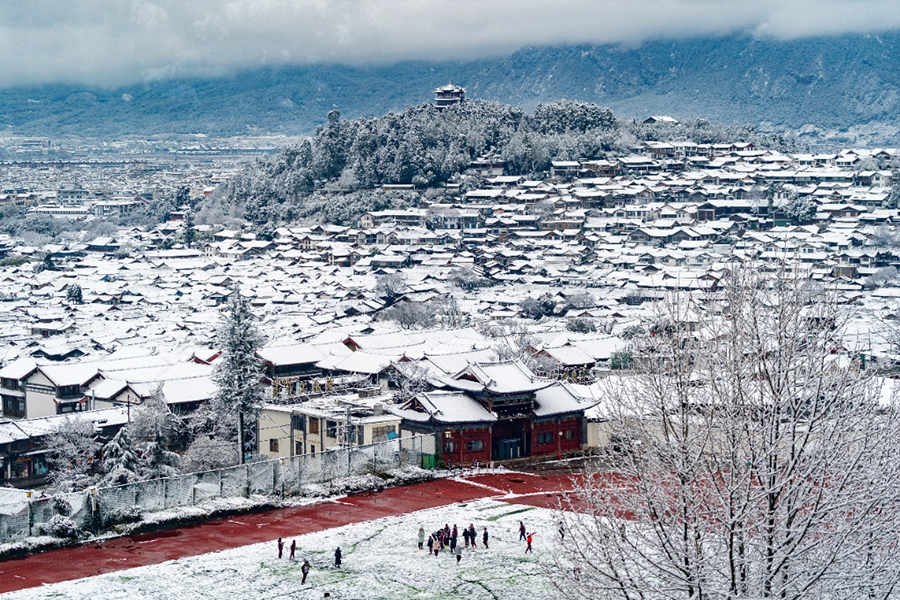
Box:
xmin=434 ymin=83 xmax=465 ymax=110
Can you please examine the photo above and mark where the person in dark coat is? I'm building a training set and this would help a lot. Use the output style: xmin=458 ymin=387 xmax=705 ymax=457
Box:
xmin=427 ymin=534 xmax=435 ymax=556
xmin=334 ymin=546 xmax=342 ymax=567
xmin=289 ymin=539 xmax=296 ymax=561
xmin=301 ymin=560 xmax=310 ymax=584
xmin=462 ymin=526 xmax=470 ymax=548
xmin=468 ymin=524 xmax=477 ymax=548
xmin=482 ymin=527 xmax=489 ymax=549
xmin=277 ymin=537 xmax=284 ymax=559
xmin=449 ymin=530 xmax=457 ymax=552
xmin=519 ymin=521 xmax=527 ymax=541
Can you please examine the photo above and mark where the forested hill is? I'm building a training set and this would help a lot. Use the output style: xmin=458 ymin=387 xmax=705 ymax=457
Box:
xmin=1 ymin=32 xmax=900 ymax=140
xmin=203 ymin=100 xmax=791 ymax=228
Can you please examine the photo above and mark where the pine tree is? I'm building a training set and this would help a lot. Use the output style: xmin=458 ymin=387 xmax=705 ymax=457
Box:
xmin=100 ymin=427 xmax=141 ymax=486
xmin=211 ymin=286 xmax=266 ymax=464
xmin=141 ymin=434 xmax=181 ymax=479
xmin=66 ymin=283 xmax=83 ymax=304
xmin=182 ymin=210 xmax=196 ymax=248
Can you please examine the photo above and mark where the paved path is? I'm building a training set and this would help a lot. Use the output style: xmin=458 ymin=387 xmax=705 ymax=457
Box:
xmin=0 ymin=472 xmax=574 ymax=595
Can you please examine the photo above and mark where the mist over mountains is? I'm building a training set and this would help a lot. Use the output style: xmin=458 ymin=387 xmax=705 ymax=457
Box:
xmin=2 ymin=32 xmax=899 ymax=143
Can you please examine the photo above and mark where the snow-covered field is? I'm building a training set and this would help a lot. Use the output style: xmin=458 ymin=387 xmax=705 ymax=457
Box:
xmin=4 ymin=499 xmax=561 ymax=600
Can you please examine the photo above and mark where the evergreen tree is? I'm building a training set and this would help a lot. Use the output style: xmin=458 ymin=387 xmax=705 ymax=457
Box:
xmin=66 ymin=283 xmax=83 ymax=304
xmin=182 ymin=210 xmax=195 ymax=248
xmin=211 ymin=286 xmax=266 ymax=464
xmin=100 ymin=427 xmax=141 ymax=486
xmin=141 ymin=434 xmax=181 ymax=479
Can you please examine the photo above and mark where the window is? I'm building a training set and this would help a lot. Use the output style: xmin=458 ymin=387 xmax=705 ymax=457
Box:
xmin=466 ymin=440 xmax=483 ymax=452
xmin=295 ymin=441 xmax=303 ymax=456
xmin=537 ymin=432 xmax=553 ymax=445
xmin=269 ymin=438 xmax=279 ymax=453
xmin=326 ymin=420 xmax=338 ymax=439
xmin=371 ymin=425 xmax=395 ymax=441
xmin=445 ymin=441 xmax=455 ymax=454
xmin=2 ymin=395 xmax=25 ymax=418
xmin=291 ymin=415 xmax=305 ymax=431
xmin=564 ymin=429 xmax=576 ymax=441
xmin=57 ymin=402 xmax=84 ymax=415
xmin=310 ymin=444 xmax=316 ymax=454
xmin=308 ymin=418 xmax=319 ymax=435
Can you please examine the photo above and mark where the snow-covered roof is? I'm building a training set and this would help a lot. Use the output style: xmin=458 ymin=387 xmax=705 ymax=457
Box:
xmin=258 ymin=343 xmax=325 ymax=366
xmin=0 ymin=357 xmax=38 ymax=380
xmin=0 ymin=407 xmax=129 ymax=445
xmin=449 ymin=360 xmax=550 ymax=395
xmin=393 ymin=391 xmax=497 ymax=424
xmin=533 ymin=383 xmax=591 ymax=417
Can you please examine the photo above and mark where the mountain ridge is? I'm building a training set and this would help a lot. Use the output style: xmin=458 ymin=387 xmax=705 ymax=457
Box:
xmin=2 ymin=32 xmax=899 ymax=143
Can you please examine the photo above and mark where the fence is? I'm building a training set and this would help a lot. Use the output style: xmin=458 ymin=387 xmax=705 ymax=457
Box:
xmin=0 ymin=433 xmax=436 ymax=545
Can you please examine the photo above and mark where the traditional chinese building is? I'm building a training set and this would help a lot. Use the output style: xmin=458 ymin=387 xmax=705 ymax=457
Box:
xmin=395 ymin=360 xmax=591 ymax=465
xmin=434 ymin=83 xmax=465 ymax=110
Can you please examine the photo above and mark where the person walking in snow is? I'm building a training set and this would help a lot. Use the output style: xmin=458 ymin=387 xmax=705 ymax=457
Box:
xmin=289 ymin=539 xmax=296 ymax=561
xmin=301 ymin=560 xmax=310 ymax=584
xmin=334 ymin=546 xmax=342 ymax=568
xmin=462 ymin=525 xmax=470 ymax=548
xmin=427 ymin=534 xmax=435 ymax=556
xmin=454 ymin=541 xmax=463 ymax=564
xmin=482 ymin=526 xmax=489 ymax=549
xmin=449 ymin=529 xmax=457 ymax=552
xmin=277 ymin=537 xmax=284 ymax=559
xmin=418 ymin=526 xmax=425 ymax=550
xmin=468 ymin=524 xmax=477 ymax=548
xmin=525 ymin=532 xmax=535 ymax=553
xmin=519 ymin=521 xmax=527 ymax=541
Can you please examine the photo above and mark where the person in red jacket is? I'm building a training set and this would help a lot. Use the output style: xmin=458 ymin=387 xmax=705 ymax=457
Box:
xmin=525 ymin=532 xmax=535 ymax=553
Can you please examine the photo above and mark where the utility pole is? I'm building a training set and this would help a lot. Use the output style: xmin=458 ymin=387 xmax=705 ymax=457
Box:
xmin=238 ymin=410 xmax=246 ymax=464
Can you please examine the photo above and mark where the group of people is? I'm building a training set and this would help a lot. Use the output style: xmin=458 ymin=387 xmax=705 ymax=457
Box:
xmin=419 ymin=523 xmax=489 ymax=563
xmin=276 ymin=537 xmax=342 ymax=583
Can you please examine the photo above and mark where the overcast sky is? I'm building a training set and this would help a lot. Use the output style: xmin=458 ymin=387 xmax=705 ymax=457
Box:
xmin=2 ymin=0 xmax=900 ymax=88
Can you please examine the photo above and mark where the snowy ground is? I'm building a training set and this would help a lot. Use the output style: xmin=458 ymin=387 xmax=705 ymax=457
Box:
xmin=3 ymin=498 xmax=562 ymax=600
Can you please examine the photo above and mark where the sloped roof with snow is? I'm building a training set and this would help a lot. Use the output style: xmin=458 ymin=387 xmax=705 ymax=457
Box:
xmin=258 ymin=343 xmax=325 ymax=366
xmin=533 ymin=383 xmax=591 ymax=417
xmin=393 ymin=391 xmax=496 ymax=424
xmin=449 ymin=360 xmax=550 ymax=394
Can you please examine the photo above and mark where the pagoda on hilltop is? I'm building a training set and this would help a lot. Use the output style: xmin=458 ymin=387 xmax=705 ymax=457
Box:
xmin=434 ymin=82 xmax=465 ymax=109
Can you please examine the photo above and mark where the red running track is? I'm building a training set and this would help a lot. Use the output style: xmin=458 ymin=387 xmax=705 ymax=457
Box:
xmin=0 ymin=472 xmax=575 ymax=595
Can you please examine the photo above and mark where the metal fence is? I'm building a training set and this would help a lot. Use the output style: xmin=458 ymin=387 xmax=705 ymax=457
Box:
xmin=0 ymin=433 xmax=436 ymax=545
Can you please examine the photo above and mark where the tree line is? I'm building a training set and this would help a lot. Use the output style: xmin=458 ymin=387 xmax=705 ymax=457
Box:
xmin=206 ymin=100 xmax=795 ymax=228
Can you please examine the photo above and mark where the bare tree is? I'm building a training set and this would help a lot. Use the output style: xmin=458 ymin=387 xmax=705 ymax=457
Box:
xmin=387 ymin=360 xmax=432 ymax=401
xmin=551 ymin=264 xmax=900 ymax=600
xmin=375 ymin=272 xmax=407 ymax=305
xmin=383 ymin=300 xmax=436 ymax=329
xmin=45 ymin=418 xmax=100 ymax=492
